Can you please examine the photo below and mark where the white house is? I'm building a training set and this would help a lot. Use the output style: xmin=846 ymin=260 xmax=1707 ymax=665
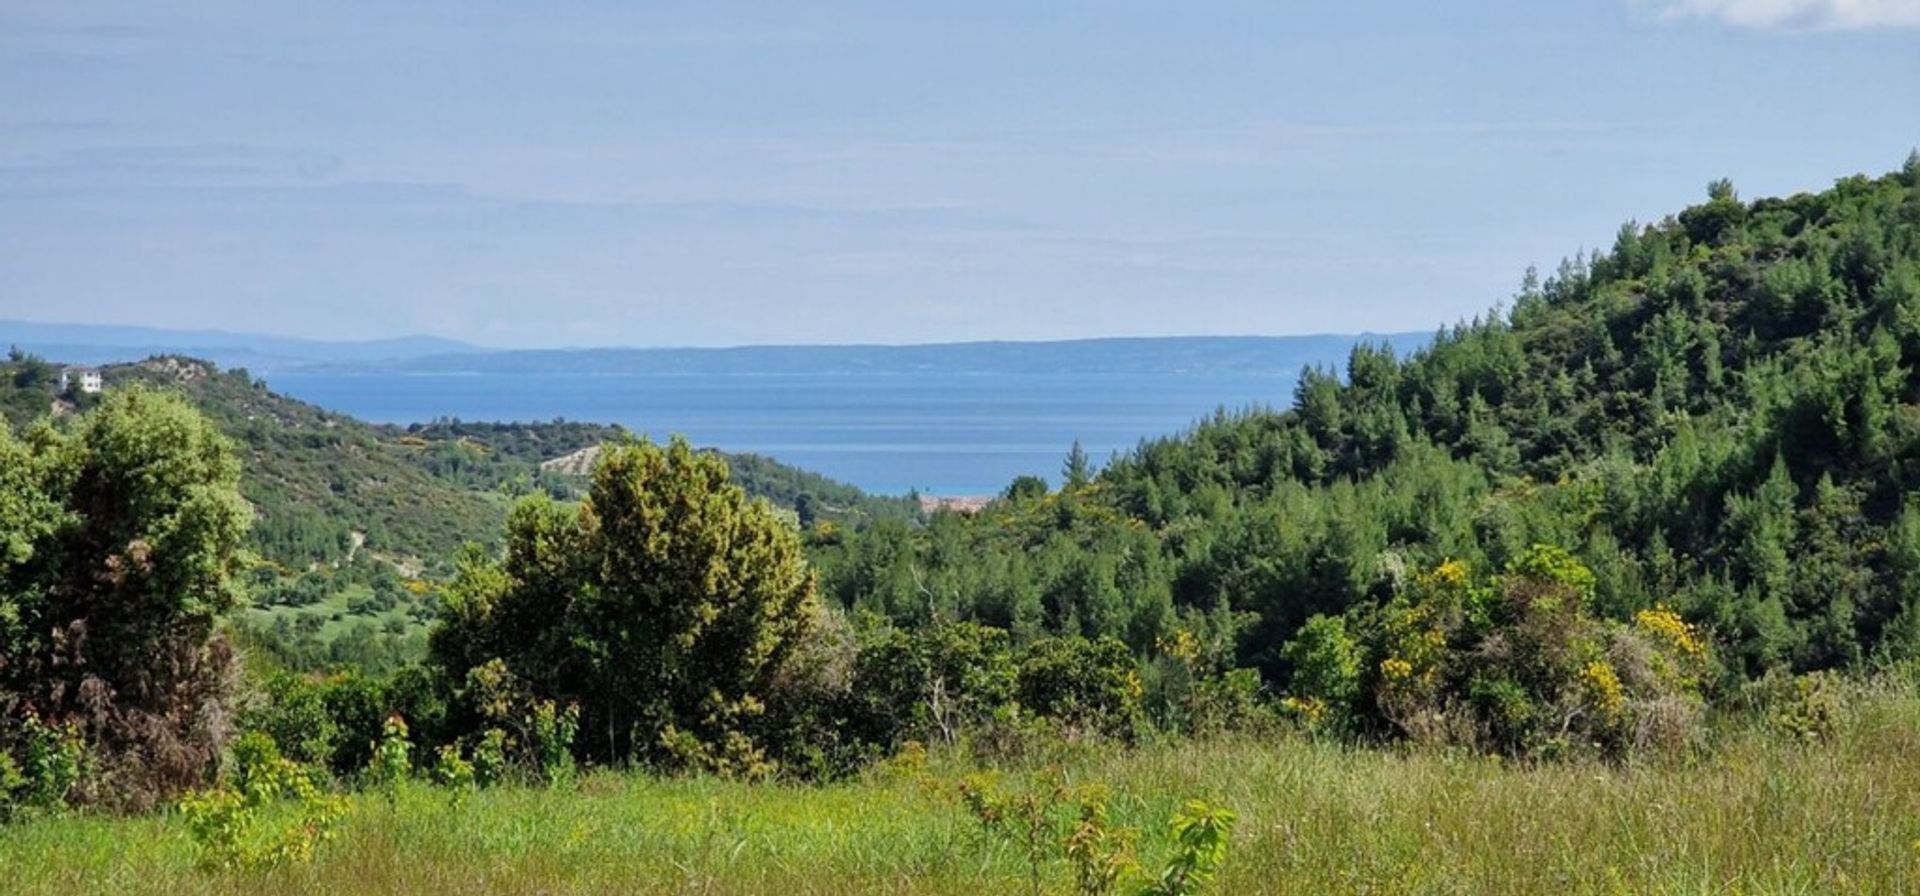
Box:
xmin=58 ymin=366 xmax=104 ymax=394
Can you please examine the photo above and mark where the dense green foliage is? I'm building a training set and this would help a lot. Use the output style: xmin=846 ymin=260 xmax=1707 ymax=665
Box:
xmin=1 ymin=388 xmax=251 ymax=807
xmin=808 ymin=161 xmax=1920 ymax=752
xmin=432 ymin=438 xmax=822 ymax=774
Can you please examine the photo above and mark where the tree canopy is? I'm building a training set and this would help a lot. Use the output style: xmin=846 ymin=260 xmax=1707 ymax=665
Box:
xmin=432 ymin=437 xmax=819 ymax=774
xmin=811 ymin=158 xmax=1920 ymax=700
xmin=1 ymin=387 xmax=251 ymax=805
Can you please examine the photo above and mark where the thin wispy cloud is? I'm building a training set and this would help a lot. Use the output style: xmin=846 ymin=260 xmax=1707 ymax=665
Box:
xmin=1642 ymin=0 xmax=1920 ymax=29
xmin=562 ymin=26 xmax=837 ymax=52
xmin=6 ymin=144 xmax=341 ymax=180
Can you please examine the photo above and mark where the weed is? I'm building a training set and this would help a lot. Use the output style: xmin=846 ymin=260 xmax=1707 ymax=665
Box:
xmin=431 ymin=743 xmax=476 ymax=807
xmin=178 ymin=747 xmax=347 ymax=871
xmin=1137 ymin=800 xmax=1236 ymax=896
xmin=367 ymin=715 xmax=412 ymax=802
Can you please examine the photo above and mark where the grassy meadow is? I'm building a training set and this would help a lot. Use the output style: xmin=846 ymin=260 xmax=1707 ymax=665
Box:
xmin=9 ymin=683 xmax=1920 ymax=896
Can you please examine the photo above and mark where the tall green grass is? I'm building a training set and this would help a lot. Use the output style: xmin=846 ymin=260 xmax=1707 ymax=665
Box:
xmin=8 ymin=681 xmax=1920 ymax=895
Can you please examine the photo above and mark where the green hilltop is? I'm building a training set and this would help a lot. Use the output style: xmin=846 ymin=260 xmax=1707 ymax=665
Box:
xmin=812 ymin=157 xmax=1920 ymax=687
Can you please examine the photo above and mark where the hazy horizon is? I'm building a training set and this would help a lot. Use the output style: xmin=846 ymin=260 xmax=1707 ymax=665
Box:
xmin=1 ymin=316 xmax=1436 ymax=353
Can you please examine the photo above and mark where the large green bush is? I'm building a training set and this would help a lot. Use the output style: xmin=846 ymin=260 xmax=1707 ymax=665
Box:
xmin=2 ymin=387 xmax=250 ymax=807
xmin=432 ymin=437 xmax=819 ymax=775
xmin=1311 ymin=546 xmax=1711 ymax=757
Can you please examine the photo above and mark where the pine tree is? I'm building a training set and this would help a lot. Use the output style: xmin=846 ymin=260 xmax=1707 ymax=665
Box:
xmin=1063 ymin=440 xmax=1092 ymax=490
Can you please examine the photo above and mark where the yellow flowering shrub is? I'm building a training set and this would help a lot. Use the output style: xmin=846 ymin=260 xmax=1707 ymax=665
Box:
xmin=1350 ymin=549 xmax=1709 ymax=758
xmin=1279 ymin=695 xmax=1327 ymax=725
xmin=1417 ymin=558 xmax=1471 ymax=592
xmin=1579 ymin=660 xmax=1627 ymax=723
xmin=1160 ymin=629 xmax=1204 ymax=667
xmin=1635 ymin=606 xmax=1703 ymax=657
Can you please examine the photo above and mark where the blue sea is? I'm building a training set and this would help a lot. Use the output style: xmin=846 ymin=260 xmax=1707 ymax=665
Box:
xmin=264 ymin=371 xmax=1300 ymax=495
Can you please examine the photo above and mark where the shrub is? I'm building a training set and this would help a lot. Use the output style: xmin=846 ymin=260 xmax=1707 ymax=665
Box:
xmin=661 ymin=724 xmax=770 ymax=781
xmin=451 ymin=661 xmax=579 ymax=785
xmin=471 ymin=727 xmax=508 ymax=787
xmin=1150 ymin=629 xmax=1275 ymax=737
xmin=754 ymin=603 xmax=867 ymax=779
xmin=430 ymin=744 xmax=475 ymax=806
xmin=849 ymin=621 xmax=1017 ymax=750
xmin=1348 ymin=549 xmax=1710 ymax=758
xmin=1184 ymin=668 xmax=1273 ymax=737
xmin=944 ymin=771 xmax=1079 ymax=896
xmin=0 ymin=713 xmax=87 ymax=819
xmin=2 ymin=389 xmax=250 ymax=807
xmin=366 ymin=716 xmax=412 ymax=800
xmin=0 ymin=752 xmax=23 ymax=821
xmin=1280 ymin=615 xmax=1361 ymax=732
xmin=237 ymin=671 xmax=339 ymax=769
xmin=226 ymin=731 xmax=284 ymax=791
xmin=1063 ymin=786 xmax=1136 ymax=896
xmin=965 ymin=707 xmax=1085 ymax=767
xmin=527 ymin=700 xmax=578 ymax=786
xmin=1745 ymin=669 xmax=1845 ymax=742
xmin=1139 ymin=800 xmax=1237 ymax=896
xmin=1016 ymin=636 xmax=1145 ymax=742
xmin=179 ymin=752 xmax=346 ymax=871
xmin=430 ymin=438 xmax=819 ymax=771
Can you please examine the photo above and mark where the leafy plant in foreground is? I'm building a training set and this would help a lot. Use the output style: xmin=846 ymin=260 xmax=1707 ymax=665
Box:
xmin=948 ymin=771 xmax=1069 ymax=896
xmin=430 ymin=744 xmax=476 ymax=807
xmin=1138 ymin=800 xmax=1237 ymax=896
xmin=367 ymin=715 xmax=412 ymax=803
xmin=470 ymin=727 xmax=508 ymax=787
xmin=939 ymin=771 xmax=1235 ymax=896
xmin=1063 ymin=786 xmax=1137 ymax=896
xmin=179 ymin=743 xmax=347 ymax=871
xmin=0 ymin=713 xmax=87 ymax=820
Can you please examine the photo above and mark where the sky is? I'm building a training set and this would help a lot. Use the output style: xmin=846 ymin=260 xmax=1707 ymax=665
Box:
xmin=1 ymin=1 xmax=1917 ymax=348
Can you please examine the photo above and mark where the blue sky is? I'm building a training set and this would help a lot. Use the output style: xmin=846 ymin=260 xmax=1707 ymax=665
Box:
xmin=1 ymin=1 xmax=1916 ymax=348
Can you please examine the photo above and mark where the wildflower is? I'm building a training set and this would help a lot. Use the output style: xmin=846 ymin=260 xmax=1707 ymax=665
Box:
xmin=1636 ymin=606 xmax=1703 ymax=657
xmin=1416 ymin=558 xmax=1471 ymax=592
xmin=1280 ymin=695 xmax=1327 ymax=724
xmin=1579 ymin=660 xmax=1627 ymax=722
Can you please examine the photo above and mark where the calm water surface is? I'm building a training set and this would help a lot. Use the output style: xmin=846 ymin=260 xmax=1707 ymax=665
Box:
xmin=266 ymin=371 xmax=1298 ymax=495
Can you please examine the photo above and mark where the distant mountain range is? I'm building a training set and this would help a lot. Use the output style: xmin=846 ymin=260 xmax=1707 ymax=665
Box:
xmin=367 ymin=334 xmax=1435 ymax=377
xmin=1 ymin=320 xmax=480 ymax=370
xmin=4 ymin=320 xmax=1434 ymax=376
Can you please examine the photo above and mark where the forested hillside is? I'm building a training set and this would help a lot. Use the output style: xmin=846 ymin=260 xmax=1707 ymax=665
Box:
xmin=815 ymin=158 xmax=1920 ymax=696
